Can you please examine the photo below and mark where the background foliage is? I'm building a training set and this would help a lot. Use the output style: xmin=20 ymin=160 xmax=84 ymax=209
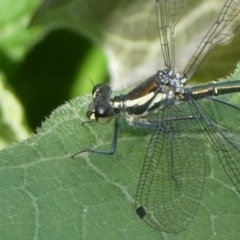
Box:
xmin=0 ymin=0 xmax=240 ymax=239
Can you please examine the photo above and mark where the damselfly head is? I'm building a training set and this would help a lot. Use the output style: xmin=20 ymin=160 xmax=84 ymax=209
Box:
xmin=87 ymin=83 xmax=114 ymax=124
xmin=92 ymin=83 xmax=112 ymax=100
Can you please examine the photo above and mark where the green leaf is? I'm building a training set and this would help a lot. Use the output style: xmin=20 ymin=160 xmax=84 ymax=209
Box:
xmin=1 ymin=66 xmax=240 ymax=239
xmin=1 ymin=0 xmax=240 ymax=239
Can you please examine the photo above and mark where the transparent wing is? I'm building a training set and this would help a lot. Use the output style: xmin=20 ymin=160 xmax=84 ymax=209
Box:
xmin=156 ymin=0 xmax=190 ymax=70
xmin=183 ymin=0 xmax=240 ymax=80
xmin=195 ymin=96 xmax=240 ymax=193
xmin=135 ymin=94 xmax=240 ymax=233
xmin=135 ymin=103 xmax=206 ymax=233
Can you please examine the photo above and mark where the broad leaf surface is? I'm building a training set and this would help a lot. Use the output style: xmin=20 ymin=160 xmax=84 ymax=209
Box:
xmin=1 ymin=68 xmax=240 ymax=239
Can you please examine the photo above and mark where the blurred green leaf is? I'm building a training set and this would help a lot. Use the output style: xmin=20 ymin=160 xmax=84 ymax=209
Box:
xmin=0 ymin=0 xmax=43 ymax=142
xmin=0 ymin=0 xmax=42 ymax=63
xmin=0 ymin=73 xmax=29 ymax=147
xmin=0 ymin=0 xmax=42 ymax=143
xmin=31 ymin=0 xmax=240 ymax=89
xmin=2 ymin=0 xmax=240 ymax=130
xmin=72 ymin=44 xmax=108 ymax=96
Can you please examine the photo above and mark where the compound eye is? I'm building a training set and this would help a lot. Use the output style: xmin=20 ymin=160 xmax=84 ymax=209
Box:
xmin=86 ymin=102 xmax=96 ymax=120
xmin=95 ymin=101 xmax=114 ymax=124
xmin=86 ymin=109 xmax=94 ymax=120
xmin=92 ymin=84 xmax=112 ymax=100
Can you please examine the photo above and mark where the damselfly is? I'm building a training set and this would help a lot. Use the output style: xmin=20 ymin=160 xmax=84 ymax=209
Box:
xmin=73 ymin=0 xmax=240 ymax=233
